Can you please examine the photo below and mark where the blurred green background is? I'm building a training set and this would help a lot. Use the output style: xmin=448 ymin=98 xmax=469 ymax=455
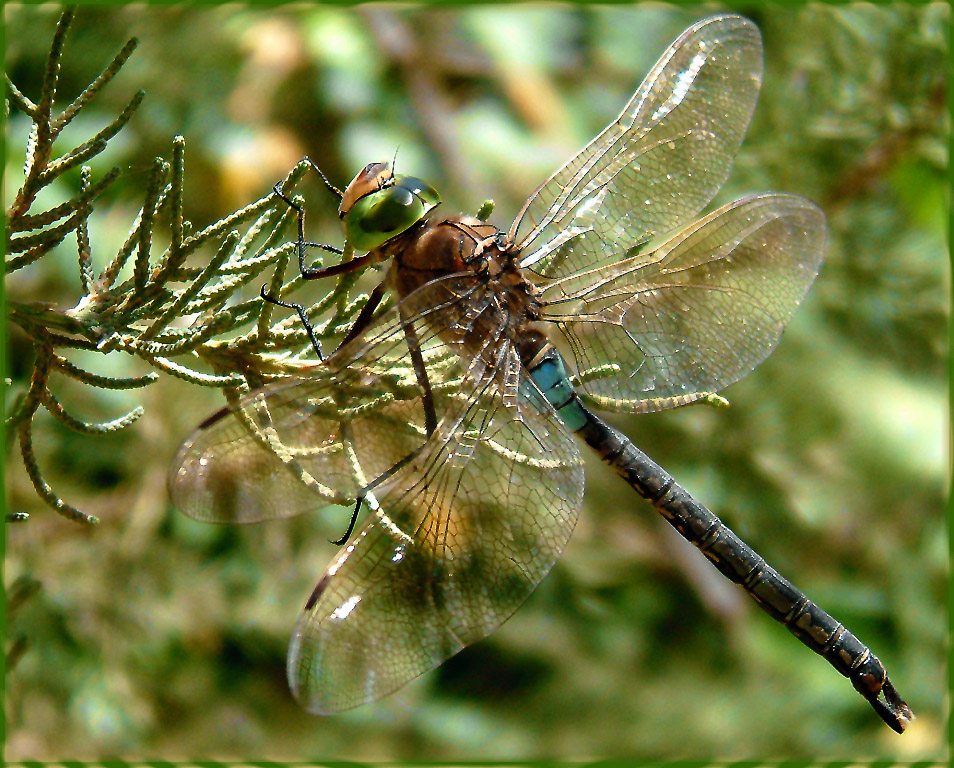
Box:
xmin=4 ymin=3 xmax=947 ymax=760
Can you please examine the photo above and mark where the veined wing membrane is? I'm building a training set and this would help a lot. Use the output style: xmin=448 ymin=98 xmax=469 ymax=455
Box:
xmin=540 ymin=193 xmax=826 ymax=411
xmin=512 ymin=14 xmax=763 ymax=289
xmin=169 ymin=273 xmax=585 ymax=713
xmin=169 ymin=275 xmax=501 ymax=525
xmin=285 ymin=282 xmax=585 ymax=714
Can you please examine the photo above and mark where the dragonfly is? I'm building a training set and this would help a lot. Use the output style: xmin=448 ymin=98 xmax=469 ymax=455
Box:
xmin=169 ymin=14 xmax=913 ymax=732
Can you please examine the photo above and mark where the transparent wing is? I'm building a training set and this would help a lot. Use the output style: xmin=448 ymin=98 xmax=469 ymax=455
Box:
xmin=169 ymin=274 xmax=585 ymax=713
xmin=511 ymin=14 xmax=763 ymax=287
xmin=535 ymin=193 xmax=825 ymax=411
xmin=169 ymin=271 xmax=546 ymax=524
xmin=168 ymin=290 xmax=453 ymax=525
xmin=288 ymin=349 xmax=583 ymax=713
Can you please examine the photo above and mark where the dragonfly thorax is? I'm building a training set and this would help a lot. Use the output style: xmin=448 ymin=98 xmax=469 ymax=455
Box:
xmin=386 ymin=214 xmax=534 ymax=308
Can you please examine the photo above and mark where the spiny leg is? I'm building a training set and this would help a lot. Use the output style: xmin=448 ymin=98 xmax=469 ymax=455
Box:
xmin=259 ymin=286 xmax=325 ymax=361
xmin=263 ymin=161 xmax=381 ymax=358
xmin=328 ymin=303 xmax=441 ymax=546
xmin=270 ymin=170 xmax=442 ymax=546
xmin=330 ymin=448 xmax=421 ymax=546
xmin=335 ymin=282 xmax=387 ymax=353
xmin=399 ymin=301 xmax=438 ymax=436
xmin=273 ymin=159 xmax=375 ymax=281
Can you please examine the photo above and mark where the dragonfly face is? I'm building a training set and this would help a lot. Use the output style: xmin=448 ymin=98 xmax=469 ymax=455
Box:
xmin=169 ymin=14 xmax=911 ymax=730
xmin=339 ymin=162 xmax=441 ymax=253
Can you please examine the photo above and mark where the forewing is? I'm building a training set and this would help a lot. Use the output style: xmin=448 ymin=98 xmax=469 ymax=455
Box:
xmin=512 ymin=14 xmax=763 ymax=290
xmin=539 ymin=194 xmax=826 ymax=411
xmin=286 ymin=324 xmax=584 ymax=714
xmin=169 ymin=275 xmax=495 ymax=525
xmin=170 ymin=271 xmax=586 ymax=713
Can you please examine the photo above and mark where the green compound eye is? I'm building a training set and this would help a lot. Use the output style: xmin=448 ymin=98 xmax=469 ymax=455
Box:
xmin=344 ymin=175 xmax=440 ymax=252
xmin=396 ymin=176 xmax=440 ymax=208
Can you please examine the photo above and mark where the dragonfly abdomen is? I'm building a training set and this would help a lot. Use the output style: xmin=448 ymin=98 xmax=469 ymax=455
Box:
xmin=521 ymin=337 xmax=588 ymax=432
xmin=580 ymin=406 xmax=913 ymax=732
xmin=522 ymin=341 xmax=913 ymax=733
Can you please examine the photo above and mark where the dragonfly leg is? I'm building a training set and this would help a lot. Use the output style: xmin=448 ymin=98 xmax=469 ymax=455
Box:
xmin=295 ymin=156 xmax=344 ymax=200
xmin=399 ymin=302 xmax=438 ymax=436
xmin=335 ymin=282 xmax=386 ymax=352
xmin=259 ymin=285 xmax=324 ymax=361
xmin=266 ymin=166 xmax=388 ymax=357
xmin=330 ymin=496 xmax=363 ymax=546
xmin=329 ymin=445 xmax=424 ymax=546
xmin=273 ymin=167 xmax=375 ymax=281
xmin=325 ymin=300 xmax=438 ymax=546
xmin=273 ymin=182 xmax=344 ymax=277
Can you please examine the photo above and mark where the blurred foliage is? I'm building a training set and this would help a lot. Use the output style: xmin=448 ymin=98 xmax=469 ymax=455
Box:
xmin=4 ymin=7 xmax=378 ymax=525
xmin=4 ymin=3 xmax=948 ymax=761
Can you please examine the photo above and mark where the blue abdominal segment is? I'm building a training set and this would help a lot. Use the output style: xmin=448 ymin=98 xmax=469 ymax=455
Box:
xmin=526 ymin=348 xmax=587 ymax=433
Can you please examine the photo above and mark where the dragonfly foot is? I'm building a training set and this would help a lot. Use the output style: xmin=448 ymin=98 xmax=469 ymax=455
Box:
xmin=330 ymin=496 xmax=363 ymax=546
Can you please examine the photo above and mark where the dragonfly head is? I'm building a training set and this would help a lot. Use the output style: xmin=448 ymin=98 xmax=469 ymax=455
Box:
xmin=339 ymin=162 xmax=441 ymax=253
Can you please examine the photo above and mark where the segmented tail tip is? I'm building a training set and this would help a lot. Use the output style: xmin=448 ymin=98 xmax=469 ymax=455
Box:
xmin=871 ymin=679 xmax=915 ymax=734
